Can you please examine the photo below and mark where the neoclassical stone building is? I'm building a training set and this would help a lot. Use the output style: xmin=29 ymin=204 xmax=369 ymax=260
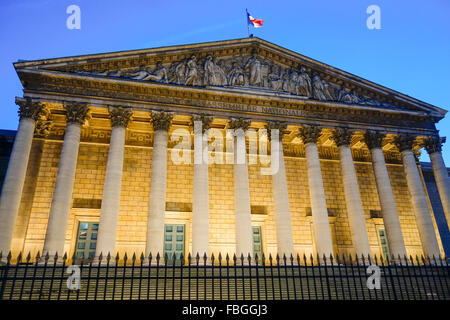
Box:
xmin=0 ymin=38 xmax=449 ymax=263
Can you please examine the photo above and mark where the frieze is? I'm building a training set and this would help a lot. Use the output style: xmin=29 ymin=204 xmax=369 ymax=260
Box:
xmin=20 ymin=70 xmax=435 ymax=131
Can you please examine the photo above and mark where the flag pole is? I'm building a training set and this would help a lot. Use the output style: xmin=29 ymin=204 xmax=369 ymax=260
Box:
xmin=246 ymin=8 xmax=250 ymax=37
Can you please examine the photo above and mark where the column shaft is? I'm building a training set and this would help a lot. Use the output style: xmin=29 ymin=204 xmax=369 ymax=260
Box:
xmin=370 ymin=147 xmax=407 ymax=257
xmin=145 ymin=129 xmax=169 ymax=256
xmin=401 ymin=149 xmax=440 ymax=257
xmin=95 ymin=126 xmax=126 ymax=257
xmin=429 ymin=151 xmax=450 ymax=228
xmin=233 ymin=133 xmax=253 ymax=258
xmin=43 ymin=123 xmax=82 ymax=256
xmin=271 ymin=135 xmax=294 ymax=257
xmin=0 ymin=118 xmax=36 ymax=254
xmin=192 ymin=135 xmax=210 ymax=257
xmin=305 ymin=142 xmax=334 ymax=257
xmin=338 ymin=145 xmax=371 ymax=257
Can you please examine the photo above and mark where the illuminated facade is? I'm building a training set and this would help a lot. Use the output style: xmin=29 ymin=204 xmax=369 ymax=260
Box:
xmin=1 ymin=38 xmax=449 ymax=263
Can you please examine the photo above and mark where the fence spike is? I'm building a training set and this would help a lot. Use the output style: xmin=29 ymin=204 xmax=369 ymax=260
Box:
xmin=7 ymin=251 xmax=12 ymax=262
xmin=115 ymin=252 xmax=120 ymax=263
xmin=218 ymin=252 xmax=222 ymax=262
xmin=180 ymin=252 xmax=184 ymax=261
xmin=226 ymin=253 xmax=230 ymax=262
xmin=211 ymin=253 xmax=215 ymax=262
xmin=240 ymin=254 xmax=244 ymax=263
xmin=203 ymin=252 xmax=208 ymax=262
xmin=98 ymin=252 xmax=103 ymax=263
xmin=63 ymin=252 xmax=68 ymax=261
xmin=36 ymin=251 xmax=41 ymax=261
xmin=247 ymin=253 xmax=252 ymax=264
xmin=26 ymin=252 xmax=31 ymax=262
xmin=17 ymin=252 xmax=22 ymax=263
xmin=276 ymin=254 xmax=280 ymax=262
xmin=44 ymin=252 xmax=49 ymax=262
xmin=140 ymin=252 xmax=145 ymax=261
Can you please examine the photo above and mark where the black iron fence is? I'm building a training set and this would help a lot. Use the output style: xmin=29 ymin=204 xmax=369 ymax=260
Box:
xmin=0 ymin=252 xmax=449 ymax=300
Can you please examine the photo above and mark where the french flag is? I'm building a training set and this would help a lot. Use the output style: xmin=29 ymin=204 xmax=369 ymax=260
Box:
xmin=247 ymin=10 xmax=264 ymax=28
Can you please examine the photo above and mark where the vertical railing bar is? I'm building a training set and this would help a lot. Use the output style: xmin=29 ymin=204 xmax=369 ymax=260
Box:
xmin=417 ymin=256 xmax=431 ymax=300
xmin=121 ymin=254 xmax=127 ymax=301
xmin=303 ymin=255 xmax=311 ymax=300
xmin=19 ymin=254 xmax=31 ymax=300
xmin=282 ymin=255 xmax=289 ymax=300
xmin=391 ymin=255 xmax=404 ymax=300
xmin=84 ymin=258 xmax=93 ymax=301
xmin=179 ymin=254 xmax=184 ymax=301
xmin=130 ymin=254 xmax=136 ymax=300
xmin=336 ymin=255 xmax=346 ymax=300
xmin=38 ymin=254 xmax=49 ymax=301
xmin=155 ymin=253 xmax=160 ymax=300
xmin=147 ymin=254 xmax=152 ymax=301
xmin=104 ymin=254 xmax=111 ymax=300
xmin=0 ymin=253 xmax=11 ymax=300
xmin=218 ymin=254 xmax=223 ymax=301
xmin=57 ymin=254 xmax=67 ymax=301
xmin=241 ymin=255 xmax=246 ymax=301
xmin=402 ymin=255 xmax=414 ymax=300
xmin=382 ymin=255 xmax=395 ymax=300
xmin=112 ymin=254 xmax=119 ymax=301
xmin=203 ymin=254 xmax=207 ymax=301
xmin=348 ymin=255 xmax=358 ymax=300
xmin=430 ymin=256 xmax=444 ymax=299
xmin=94 ymin=254 xmax=102 ymax=301
xmin=8 ymin=253 xmax=19 ymax=300
xmin=248 ymin=254 xmax=253 ymax=301
xmin=138 ymin=254 xmax=144 ymax=301
xmin=296 ymin=255 xmax=304 ymax=300
xmin=187 ymin=254 xmax=191 ymax=300
xmin=75 ymin=258 xmax=83 ymax=301
xmin=323 ymin=254 xmax=331 ymax=300
xmin=316 ymin=255 xmax=324 ymax=300
xmin=163 ymin=253 xmax=168 ymax=301
xmin=172 ymin=254 xmax=176 ymax=301
xmin=211 ymin=254 xmax=215 ymax=301
xmin=276 ymin=255 xmax=282 ymax=300
xmin=408 ymin=255 xmax=422 ymax=299
xmin=226 ymin=254 xmax=230 ymax=300
xmin=263 ymin=254 xmax=268 ymax=300
xmin=47 ymin=254 xmax=58 ymax=300
xmin=255 ymin=254 xmax=260 ymax=300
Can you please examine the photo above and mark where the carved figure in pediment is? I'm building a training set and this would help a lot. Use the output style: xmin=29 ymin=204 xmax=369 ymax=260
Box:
xmin=128 ymin=65 xmax=152 ymax=80
xmin=288 ymin=71 xmax=298 ymax=94
xmin=185 ymin=55 xmax=200 ymax=85
xmin=150 ymin=61 xmax=169 ymax=83
xmin=281 ymin=70 xmax=290 ymax=92
xmin=296 ymin=66 xmax=312 ymax=97
xmin=267 ymin=65 xmax=282 ymax=90
xmin=243 ymin=50 xmax=263 ymax=86
xmin=108 ymin=69 xmax=123 ymax=77
xmin=312 ymin=74 xmax=328 ymax=100
xmin=171 ymin=60 xmax=186 ymax=84
xmin=338 ymin=86 xmax=360 ymax=104
xmin=204 ymin=55 xmax=226 ymax=86
xmin=228 ymin=62 xmax=245 ymax=86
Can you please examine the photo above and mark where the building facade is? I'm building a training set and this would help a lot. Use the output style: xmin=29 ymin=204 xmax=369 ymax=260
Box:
xmin=1 ymin=38 xmax=449 ymax=263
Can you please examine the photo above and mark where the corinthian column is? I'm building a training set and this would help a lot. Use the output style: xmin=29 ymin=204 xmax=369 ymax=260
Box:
xmin=95 ymin=107 xmax=132 ymax=259
xmin=298 ymin=126 xmax=334 ymax=258
xmin=191 ymin=115 xmax=213 ymax=258
xmin=394 ymin=135 xmax=440 ymax=257
xmin=0 ymin=98 xmax=44 ymax=255
xmin=42 ymin=103 xmax=90 ymax=257
xmin=364 ymin=131 xmax=407 ymax=257
xmin=424 ymin=136 xmax=450 ymax=230
xmin=267 ymin=121 xmax=294 ymax=257
xmin=229 ymin=118 xmax=253 ymax=259
xmin=332 ymin=128 xmax=371 ymax=257
xmin=145 ymin=111 xmax=173 ymax=257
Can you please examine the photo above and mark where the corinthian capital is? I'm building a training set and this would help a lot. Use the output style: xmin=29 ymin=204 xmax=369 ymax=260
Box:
xmin=332 ymin=128 xmax=353 ymax=147
xmin=191 ymin=115 xmax=213 ymax=133
xmin=110 ymin=107 xmax=133 ymax=128
xmin=364 ymin=131 xmax=385 ymax=150
xmin=265 ymin=121 xmax=287 ymax=140
xmin=424 ymin=136 xmax=446 ymax=155
xmin=15 ymin=97 xmax=45 ymax=121
xmin=298 ymin=125 xmax=322 ymax=144
xmin=228 ymin=118 xmax=251 ymax=131
xmin=151 ymin=111 xmax=173 ymax=131
xmin=64 ymin=102 xmax=90 ymax=125
xmin=394 ymin=134 xmax=416 ymax=152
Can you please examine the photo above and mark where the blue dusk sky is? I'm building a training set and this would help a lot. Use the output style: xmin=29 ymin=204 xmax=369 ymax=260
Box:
xmin=0 ymin=0 xmax=449 ymax=162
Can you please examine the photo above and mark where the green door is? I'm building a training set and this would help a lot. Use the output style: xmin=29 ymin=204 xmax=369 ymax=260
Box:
xmin=252 ymin=226 xmax=263 ymax=261
xmin=164 ymin=224 xmax=185 ymax=264
xmin=74 ymin=222 xmax=98 ymax=261
xmin=378 ymin=228 xmax=390 ymax=263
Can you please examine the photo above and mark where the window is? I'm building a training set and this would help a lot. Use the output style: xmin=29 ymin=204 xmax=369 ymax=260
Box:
xmin=378 ymin=228 xmax=390 ymax=263
xmin=164 ymin=224 xmax=185 ymax=265
xmin=74 ymin=221 xmax=98 ymax=262
xmin=252 ymin=226 xmax=263 ymax=261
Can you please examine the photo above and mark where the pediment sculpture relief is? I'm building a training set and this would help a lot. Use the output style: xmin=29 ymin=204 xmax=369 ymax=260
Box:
xmin=79 ymin=51 xmax=393 ymax=108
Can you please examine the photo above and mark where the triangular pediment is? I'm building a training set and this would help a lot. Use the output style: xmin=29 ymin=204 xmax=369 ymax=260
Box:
xmin=14 ymin=37 xmax=446 ymax=119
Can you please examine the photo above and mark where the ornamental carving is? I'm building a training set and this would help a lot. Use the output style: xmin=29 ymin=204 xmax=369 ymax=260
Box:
xmin=394 ymin=134 xmax=416 ymax=152
xmin=64 ymin=102 xmax=90 ymax=125
xmin=191 ymin=115 xmax=213 ymax=133
xmin=332 ymin=128 xmax=353 ymax=147
xmin=298 ymin=125 xmax=322 ymax=144
xmin=228 ymin=118 xmax=251 ymax=131
xmin=265 ymin=121 xmax=287 ymax=140
xmin=364 ymin=131 xmax=385 ymax=150
xmin=424 ymin=136 xmax=446 ymax=154
xmin=34 ymin=120 xmax=52 ymax=138
xmin=151 ymin=111 xmax=173 ymax=131
xmin=80 ymin=52 xmax=394 ymax=109
xmin=16 ymin=97 xmax=45 ymax=121
xmin=109 ymin=107 xmax=133 ymax=128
